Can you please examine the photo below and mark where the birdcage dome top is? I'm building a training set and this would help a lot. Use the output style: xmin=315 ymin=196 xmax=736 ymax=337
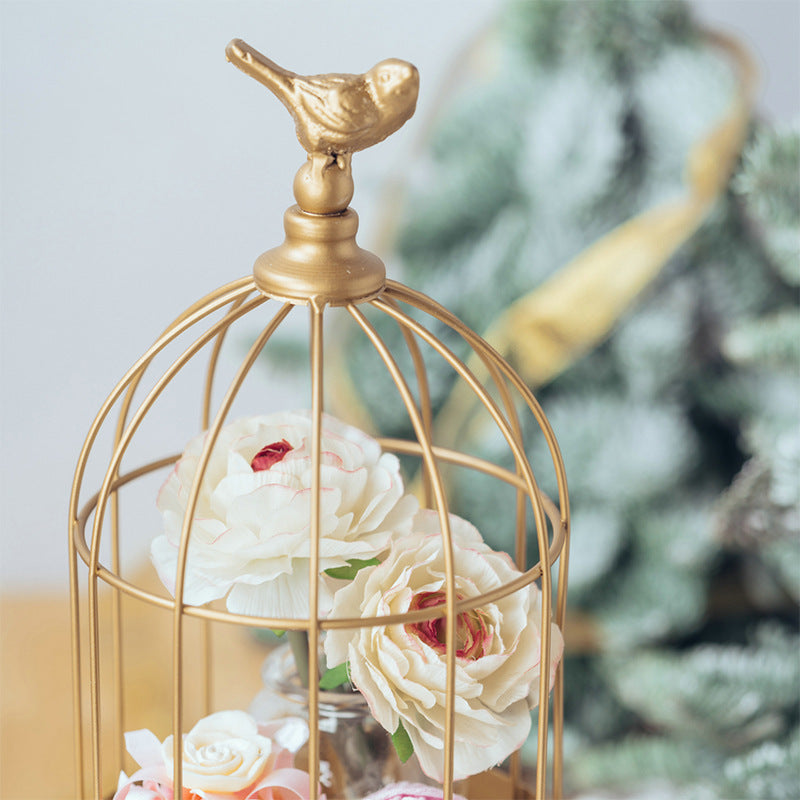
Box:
xmin=69 ymin=40 xmax=569 ymax=800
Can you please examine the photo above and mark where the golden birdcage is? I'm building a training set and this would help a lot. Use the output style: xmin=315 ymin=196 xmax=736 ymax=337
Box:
xmin=68 ymin=40 xmax=570 ymax=800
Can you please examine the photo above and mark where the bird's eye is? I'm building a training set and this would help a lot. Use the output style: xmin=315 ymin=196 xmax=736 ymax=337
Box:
xmin=380 ymin=72 xmax=391 ymax=83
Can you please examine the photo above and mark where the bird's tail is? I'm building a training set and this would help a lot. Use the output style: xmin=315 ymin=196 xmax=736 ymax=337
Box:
xmin=226 ymin=39 xmax=296 ymax=107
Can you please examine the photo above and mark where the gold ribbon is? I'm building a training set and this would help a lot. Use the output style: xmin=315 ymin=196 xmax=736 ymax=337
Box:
xmin=488 ymin=31 xmax=755 ymax=387
xmin=331 ymin=31 xmax=757 ymax=446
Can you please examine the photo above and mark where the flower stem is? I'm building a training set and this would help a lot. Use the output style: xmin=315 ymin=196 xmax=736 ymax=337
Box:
xmin=287 ymin=630 xmax=311 ymax=688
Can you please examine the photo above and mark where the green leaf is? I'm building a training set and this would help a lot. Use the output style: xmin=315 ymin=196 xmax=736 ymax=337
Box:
xmin=319 ymin=662 xmax=350 ymax=690
xmin=270 ymin=628 xmax=286 ymax=637
xmin=391 ymin=719 xmax=414 ymax=763
xmin=324 ymin=558 xmax=380 ymax=581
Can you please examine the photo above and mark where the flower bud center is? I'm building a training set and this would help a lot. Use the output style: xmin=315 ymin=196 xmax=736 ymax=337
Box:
xmin=250 ymin=439 xmax=293 ymax=472
xmin=406 ymin=590 xmax=491 ymax=660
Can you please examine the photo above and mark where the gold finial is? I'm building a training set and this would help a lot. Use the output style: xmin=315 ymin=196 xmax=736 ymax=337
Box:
xmin=226 ymin=40 xmax=418 ymax=306
xmin=226 ymin=39 xmax=419 ymax=214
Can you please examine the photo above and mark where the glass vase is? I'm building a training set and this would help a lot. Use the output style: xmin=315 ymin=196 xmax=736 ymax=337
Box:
xmin=251 ymin=643 xmax=430 ymax=800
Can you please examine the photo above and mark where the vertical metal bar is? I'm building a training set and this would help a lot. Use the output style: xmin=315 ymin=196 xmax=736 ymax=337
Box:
xmin=308 ymin=300 xmax=324 ymax=800
xmin=552 ymin=520 xmax=570 ymax=800
xmin=348 ymin=304 xmax=456 ymax=799
xmin=171 ymin=302 xmax=293 ymax=798
xmin=479 ymin=363 xmax=528 ymax=798
xmin=200 ymin=621 xmax=213 ymax=718
xmin=68 ymin=523 xmax=85 ymax=799
xmin=68 ymin=280 xmax=256 ymax=798
xmin=441 ymin=333 xmax=533 ymax=796
xmin=387 ymin=281 xmax=569 ymax=528
xmin=198 ymin=298 xmax=248 ymax=719
xmin=87 ymin=546 xmax=102 ymax=799
xmin=110 ymin=363 xmax=142 ymax=781
xmin=110 ymin=491 xmax=125 ymax=774
xmin=374 ymin=290 xmax=555 ymax=798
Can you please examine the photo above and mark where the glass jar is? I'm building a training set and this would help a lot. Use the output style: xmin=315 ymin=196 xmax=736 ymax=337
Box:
xmin=251 ymin=643 xmax=431 ymax=799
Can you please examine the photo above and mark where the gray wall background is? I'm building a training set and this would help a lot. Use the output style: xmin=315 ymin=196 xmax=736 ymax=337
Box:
xmin=1 ymin=0 xmax=798 ymax=591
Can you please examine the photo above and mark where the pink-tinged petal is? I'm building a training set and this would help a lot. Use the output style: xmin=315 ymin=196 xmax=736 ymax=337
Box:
xmin=113 ymin=772 xmax=132 ymax=800
xmin=120 ymin=766 xmax=173 ymax=793
xmin=124 ymin=729 xmax=167 ymax=769
xmin=227 ymin=571 xmax=333 ymax=619
xmin=114 ymin=784 xmax=169 ymax=800
xmin=258 ymin=718 xmax=309 ymax=759
xmin=362 ymin=781 xmax=466 ymax=800
xmin=322 ymin=464 xmax=368 ymax=515
xmin=149 ymin=536 xmax=232 ymax=606
xmin=326 ymin=510 xmax=564 ymax=784
xmin=135 ymin=782 xmax=173 ymax=800
xmin=244 ymin=767 xmax=314 ymax=800
xmin=113 ymin=762 xmax=173 ymax=800
xmin=154 ymin=412 xmax=417 ymax=619
xmin=411 ymin=509 xmax=485 ymax=549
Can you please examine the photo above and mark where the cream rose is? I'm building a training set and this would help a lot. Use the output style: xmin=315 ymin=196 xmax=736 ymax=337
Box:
xmin=114 ymin=711 xmax=312 ymax=800
xmin=162 ymin=711 xmax=272 ymax=793
xmin=151 ymin=412 xmax=418 ymax=618
xmin=324 ymin=510 xmax=564 ymax=783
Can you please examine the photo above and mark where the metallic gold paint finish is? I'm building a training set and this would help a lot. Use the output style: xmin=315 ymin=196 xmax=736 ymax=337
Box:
xmin=69 ymin=42 xmax=569 ymax=800
xmin=227 ymin=40 xmax=419 ymax=306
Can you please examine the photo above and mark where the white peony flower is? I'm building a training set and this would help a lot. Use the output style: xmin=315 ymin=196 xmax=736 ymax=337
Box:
xmin=324 ymin=510 xmax=564 ymax=783
xmin=151 ymin=412 xmax=418 ymax=618
xmin=162 ymin=711 xmax=274 ymax=794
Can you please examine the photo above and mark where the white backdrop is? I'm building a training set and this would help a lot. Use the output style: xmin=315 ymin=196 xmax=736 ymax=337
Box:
xmin=1 ymin=0 xmax=797 ymax=591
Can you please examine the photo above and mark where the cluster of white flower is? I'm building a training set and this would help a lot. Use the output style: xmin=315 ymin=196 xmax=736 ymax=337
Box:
xmin=151 ymin=413 xmax=563 ymax=785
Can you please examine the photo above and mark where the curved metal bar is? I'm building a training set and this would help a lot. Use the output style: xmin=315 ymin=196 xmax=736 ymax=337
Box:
xmin=75 ymin=278 xmax=254 ymax=797
xmin=382 ymin=295 xmax=435 ymax=507
xmin=458 ymin=326 xmax=538 ymax=797
xmin=88 ymin=294 xmax=268 ymax=610
xmin=372 ymin=290 xmax=554 ymax=800
xmin=347 ymin=302 xmax=458 ymax=798
xmin=386 ymin=281 xmax=569 ymax=521
xmin=70 ymin=278 xmax=254 ymax=529
xmin=368 ymin=296 xmax=555 ymax=543
xmin=74 ymin=449 xmax=565 ymax=628
xmin=385 ymin=282 xmax=571 ymax=797
xmin=202 ymin=294 xmax=253 ymax=429
xmin=108 ymin=287 xmax=257 ymax=772
xmin=169 ymin=302 xmax=293 ymax=796
xmin=198 ymin=292 xmax=253 ymax=717
xmin=471 ymin=353 xmax=529 ymax=795
xmin=389 ymin=283 xmax=572 ymax=793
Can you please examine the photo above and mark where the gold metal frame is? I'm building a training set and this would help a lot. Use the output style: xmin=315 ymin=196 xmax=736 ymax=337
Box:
xmin=68 ymin=41 xmax=570 ymax=800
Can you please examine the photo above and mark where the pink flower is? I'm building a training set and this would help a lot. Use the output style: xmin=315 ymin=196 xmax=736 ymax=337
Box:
xmin=363 ymin=783 xmax=466 ymax=800
xmin=113 ymin=711 xmax=313 ymax=800
xmin=114 ymin=778 xmax=173 ymax=800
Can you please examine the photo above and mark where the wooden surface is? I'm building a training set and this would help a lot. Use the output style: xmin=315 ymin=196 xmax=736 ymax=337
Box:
xmin=0 ymin=577 xmax=271 ymax=800
xmin=1 ymin=570 xmax=562 ymax=799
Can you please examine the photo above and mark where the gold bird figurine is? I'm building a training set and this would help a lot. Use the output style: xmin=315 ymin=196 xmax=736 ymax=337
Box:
xmin=226 ymin=39 xmax=419 ymax=174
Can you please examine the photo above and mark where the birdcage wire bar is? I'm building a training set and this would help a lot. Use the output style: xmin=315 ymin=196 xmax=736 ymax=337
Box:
xmin=70 ymin=276 xmax=570 ymax=800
